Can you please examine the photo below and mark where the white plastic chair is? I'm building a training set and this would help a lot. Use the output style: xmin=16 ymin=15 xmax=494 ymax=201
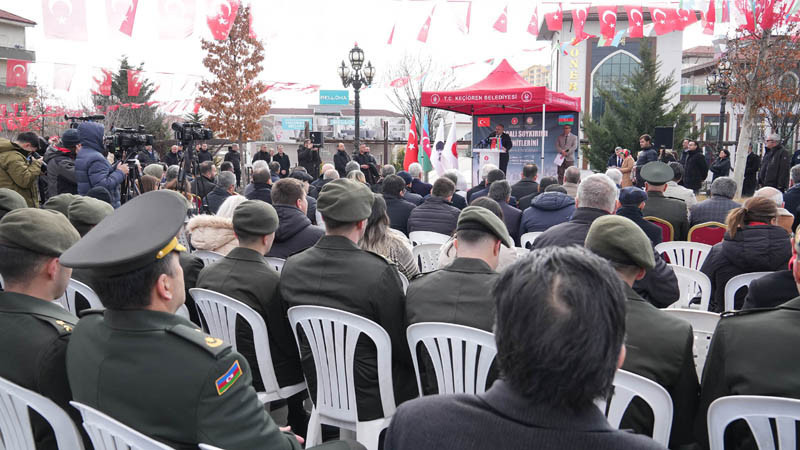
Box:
xmin=656 ymin=242 xmax=712 ymax=271
xmin=176 ymin=304 xmax=191 ymax=321
xmin=69 ymin=401 xmax=172 ymax=450
xmin=408 ymin=231 xmax=450 ymax=246
xmin=176 ymin=224 xmax=191 ymax=252
xmin=198 ymin=445 xmax=223 ymax=450
xmin=193 ymin=250 xmax=224 ymax=267
xmin=708 ymin=395 xmax=800 ymax=450
xmin=287 ymin=305 xmax=396 ymax=450
xmin=0 ymin=274 xmax=4 ymax=289
xmin=412 ymin=243 xmax=440 ymax=274
xmin=406 ymin=322 xmax=497 ymax=396
xmin=0 ymin=376 xmax=85 ymax=450
xmin=189 ymin=288 xmax=307 ymax=404
xmin=670 ymin=265 xmax=712 ymax=310
xmin=724 ymin=272 xmax=773 ymax=311
xmin=54 ymin=279 xmax=105 ymax=314
xmin=662 ymin=309 xmax=721 ymax=379
xmin=596 ymin=369 xmax=674 ymax=446
xmin=315 ymin=210 xmax=324 ymax=226
xmin=520 ymin=231 xmax=543 ymax=249
xmin=398 ymin=272 xmax=409 ymax=294
xmin=264 ymin=257 xmax=285 ymax=273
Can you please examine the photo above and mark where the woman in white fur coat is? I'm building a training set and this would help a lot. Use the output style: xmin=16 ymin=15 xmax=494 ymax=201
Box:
xmin=186 ymin=195 xmax=247 ymax=255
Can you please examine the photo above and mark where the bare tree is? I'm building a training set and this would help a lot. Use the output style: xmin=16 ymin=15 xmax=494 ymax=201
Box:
xmin=386 ymin=53 xmax=455 ymax=134
xmin=728 ymin=1 xmax=799 ymax=197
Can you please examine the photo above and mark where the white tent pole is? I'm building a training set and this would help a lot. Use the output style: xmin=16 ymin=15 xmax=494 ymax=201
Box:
xmin=541 ymin=104 xmax=546 ymax=173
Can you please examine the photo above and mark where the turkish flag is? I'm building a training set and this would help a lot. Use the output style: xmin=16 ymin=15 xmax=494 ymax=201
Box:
xmin=571 ymin=7 xmax=593 ymax=41
xmin=417 ymin=6 xmax=435 ymax=43
xmin=93 ymin=69 xmax=113 ymax=96
xmin=127 ymin=70 xmax=143 ymax=97
xmin=649 ymin=7 xmax=678 ymax=35
xmin=625 ymin=5 xmax=644 ymax=38
xmin=544 ymin=3 xmax=563 ymax=31
xmin=387 ymin=23 xmax=395 ymax=45
xmin=403 ymin=116 xmax=418 ymax=171
xmin=6 ymin=60 xmax=28 ymax=88
xmin=158 ymin=0 xmax=196 ymax=39
xmin=597 ymin=6 xmax=617 ymax=40
xmin=674 ymin=9 xmax=699 ymax=31
xmin=248 ymin=6 xmax=257 ymax=39
xmin=477 ymin=117 xmax=491 ymax=127
xmin=52 ymin=63 xmax=76 ymax=91
xmin=527 ymin=5 xmax=539 ymax=37
xmin=106 ymin=0 xmax=138 ymax=36
xmin=42 ymin=0 xmax=88 ymax=40
xmin=390 ymin=77 xmax=410 ymax=88
xmin=704 ymin=0 xmax=716 ymax=35
xmin=493 ymin=5 xmax=508 ymax=33
xmin=206 ymin=0 xmax=239 ymax=40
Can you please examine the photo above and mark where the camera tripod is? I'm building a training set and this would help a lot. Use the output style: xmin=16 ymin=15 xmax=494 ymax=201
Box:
xmin=119 ymin=149 xmax=143 ymax=205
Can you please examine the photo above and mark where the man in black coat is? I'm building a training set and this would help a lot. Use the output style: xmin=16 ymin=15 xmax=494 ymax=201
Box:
xmin=488 ymin=180 xmax=522 ymax=246
xmin=483 ymin=124 xmax=513 ymax=175
xmin=280 ymin=179 xmax=416 ymax=421
xmin=135 ymin=144 xmax=160 ymax=167
xmin=163 ymin=144 xmax=182 ymax=167
xmin=534 ymin=174 xmax=680 ymax=308
xmin=333 ymin=142 xmax=350 ymax=178
xmin=223 ymin=144 xmax=242 ymax=187
xmin=244 ymin=163 xmax=272 ymax=204
xmin=196 ymin=200 xmax=307 ymax=435
xmin=634 ymin=135 xmax=658 ymax=188
xmin=385 ymin=246 xmax=664 ymax=450
xmin=43 ymin=129 xmax=80 ymax=198
xmin=251 ymin=144 xmax=272 ymax=163
xmin=758 ymin=133 xmax=790 ymax=191
xmin=354 ymin=144 xmax=379 ymax=185
xmin=0 ymin=209 xmax=84 ymax=450
xmin=407 ymin=177 xmax=461 ymax=236
xmin=408 ymin=162 xmax=432 ymax=197
xmin=191 ymin=161 xmax=217 ymax=211
xmin=681 ymin=140 xmax=708 ymax=193
xmin=266 ymin=178 xmax=324 ymax=259
xmin=518 ymin=176 xmax=558 ymax=211
xmin=382 ymin=174 xmax=416 ymax=235
xmin=510 ymin=163 xmax=539 ymax=199
xmin=206 ymin=171 xmax=236 ymax=214
xmin=196 ymin=143 xmax=213 ymax=163
xmin=615 ymin=187 xmax=662 ymax=245
xmin=743 ymin=269 xmax=798 ymax=309
xmin=297 ymin=139 xmax=321 ymax=179
xmin=397 ymin=171 xmax=424 ymax=206
xmin=272 ymin=145 xmax=290 ymax=178
xmin=742 ymin=146 xmax=761 ymax=197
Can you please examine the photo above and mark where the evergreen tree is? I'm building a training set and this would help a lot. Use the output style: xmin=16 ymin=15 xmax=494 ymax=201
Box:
xmin=584 ymin=40 xmax=694 ymax=170
xmin=92 ymin=56 xmax=169 ymax=140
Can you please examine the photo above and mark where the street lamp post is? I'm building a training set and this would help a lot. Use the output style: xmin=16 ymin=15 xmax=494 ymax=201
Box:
xmin=338 ymin=43 xmax=375 ymax=153
xmin=706 ymin=55 xmax=733 ymax=153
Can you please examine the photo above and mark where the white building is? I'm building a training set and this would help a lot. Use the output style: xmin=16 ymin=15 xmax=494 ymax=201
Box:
xmin=0 ymin=9 xmax=36 ymax=112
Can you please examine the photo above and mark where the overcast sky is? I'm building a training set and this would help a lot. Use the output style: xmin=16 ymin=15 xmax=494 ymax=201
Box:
xmin=1 ymin=0 xmax=722 ymax=111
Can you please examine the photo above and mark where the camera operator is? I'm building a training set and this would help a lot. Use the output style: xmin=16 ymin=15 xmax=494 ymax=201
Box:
xmin=224 ymin=144 xmax=242 ymax=187
xmin=43 ymin=129 xmax=81 ymax=199
xmin=164 ymin=145 xmax=182 ymax=167
xmin=297 ymin=138 xmax=321 ymax=179
xmin=135 ymin=144 xmax=159 ymax=167
xmin=0 ymin=132 xmax=44 ymax=207
xmin=75 ymin=122 xmax=128 ymax=208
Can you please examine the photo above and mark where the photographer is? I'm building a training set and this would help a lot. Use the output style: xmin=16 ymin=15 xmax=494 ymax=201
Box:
xmin=75 ymin=122 xmax=128 ymax=208
xmin=0 ymin=132 xmax=44 ymax=207
xmin=43 ymin=129 xmax=81 ymax=199
xmin=297 ymin=138 xmax=321 ymax=179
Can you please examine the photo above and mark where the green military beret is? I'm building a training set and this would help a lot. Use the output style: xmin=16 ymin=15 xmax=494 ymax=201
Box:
xmin=585 ymin=215 xmax=655 ymax=270
xmin=43 ymin=193 xmax=79 ymax=217
xmin=68 ymin=196 xmax=114 ymax=227
xmin=60 ymin=191 xmax=187 ymax=276
xmin=457 ymin=206 xmax=514 ymax=248
xmin=0 ymin=188 xmax=27 ymax=219
xmin=143 ymin=164 xmax=165 ymax=179
xmin=317 ymin=178 xmax=375 ymax=222
xmin=640 ymin=161 xmax=673 ymax=185
xmin=233 ymin=200 xmax=279 ymax=236
xmin=0 ymin=208 xmax=80 ymax=256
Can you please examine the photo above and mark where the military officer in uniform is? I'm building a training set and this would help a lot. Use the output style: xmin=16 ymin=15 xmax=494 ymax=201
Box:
xmin=0 ymin=208 xmax=82 ymax=449
xmin=694 ymin=227 xmax=800 ymax=449
xmin=196 ymin=199 xmax=307 ymax=435
xmin=640 ymin=162 xmax=689 ymax=240
xmin=585 ymin=215 xmax=698 ymax=448
xmin=60 ymin=190 xmax=316 ymax=450
xmin=280 ymin=178 xmax=417 ymax=423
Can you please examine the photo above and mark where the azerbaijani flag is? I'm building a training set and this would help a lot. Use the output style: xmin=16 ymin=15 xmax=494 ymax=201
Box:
xmin=558 ymin=114 xmax=574 ymax=125
xmin=419 ymin=113 xmax=433 ymax=172
xmin=215 ymin=360 xmax=242 ymax=395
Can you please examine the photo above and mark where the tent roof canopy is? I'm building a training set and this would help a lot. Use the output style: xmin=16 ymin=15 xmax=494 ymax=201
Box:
xmin=421 ymin=59 xmax=580 ymax=116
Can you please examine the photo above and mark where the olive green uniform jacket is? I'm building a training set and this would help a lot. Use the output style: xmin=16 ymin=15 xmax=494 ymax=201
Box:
xmin=642 ymin=191 xmax=689 ymax=241
xmin=0 ymin=138 xmax=42 ymax=207
xmin=0 ymin=292 xmax=84 ymax=450
xmin=280 ymin=235 xmax=417 ymax=421
xmin=66 ymin=309 xmax=302 ymax=450
xmin=695 ymin=297 xmax=800 ymax=450
xmin=619 ymin=285 xmax=699 ymax=448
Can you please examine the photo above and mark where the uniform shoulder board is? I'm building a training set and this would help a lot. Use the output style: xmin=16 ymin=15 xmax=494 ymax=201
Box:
xmin=30 ymin=314 xmax=75 ymax=336
xmin=721 ymin=307 xmax=776 ymax=319
xmin=167 ymin=324 xmax=230 ymax=358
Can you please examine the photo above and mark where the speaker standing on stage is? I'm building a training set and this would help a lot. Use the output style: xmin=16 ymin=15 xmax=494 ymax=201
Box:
xmin=486 ymin=124 xmax=513 ymax=174
xmin=555 ymin=124 xmax=577 ymax=184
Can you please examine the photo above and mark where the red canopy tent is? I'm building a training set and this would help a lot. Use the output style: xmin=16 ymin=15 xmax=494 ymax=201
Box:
xmin=421 ymin=59 xmax=580 ymax=114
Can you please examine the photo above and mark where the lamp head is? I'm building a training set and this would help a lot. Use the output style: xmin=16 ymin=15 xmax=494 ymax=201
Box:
xmin=349 ymin=44 xmax=364 ymax=71
xmin=364 ymin=61 xmax=375 ymax=85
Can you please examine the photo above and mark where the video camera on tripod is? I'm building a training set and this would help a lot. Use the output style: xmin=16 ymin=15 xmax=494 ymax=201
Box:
xmin=172 ymin=122 xmax=213 ymax=213
xmin=103 ymin=125 xmax=155 ymax=204
xmin=64 ymin=114 xmax=105 ymax=129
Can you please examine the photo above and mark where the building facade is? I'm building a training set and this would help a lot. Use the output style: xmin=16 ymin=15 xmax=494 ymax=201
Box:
xmin=0 ymin=10 xmax=36 ymax=111
xmin=518 ymin=64 xmax=551 ymax=88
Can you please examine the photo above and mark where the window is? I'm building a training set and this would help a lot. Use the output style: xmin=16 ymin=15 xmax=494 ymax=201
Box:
xmin=702 ymin=115 xmax=728 ymax=142
xmin=591 ymin=52 xmax=641 ymax=120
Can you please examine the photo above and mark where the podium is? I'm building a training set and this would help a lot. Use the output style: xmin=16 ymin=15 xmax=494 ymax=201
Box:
xmin=475 ymin=148 xmax=502 ymax=175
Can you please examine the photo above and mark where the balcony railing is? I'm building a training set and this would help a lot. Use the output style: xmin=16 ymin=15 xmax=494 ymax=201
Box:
xmin=681 ymin=85 xmax=711 ymax=95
